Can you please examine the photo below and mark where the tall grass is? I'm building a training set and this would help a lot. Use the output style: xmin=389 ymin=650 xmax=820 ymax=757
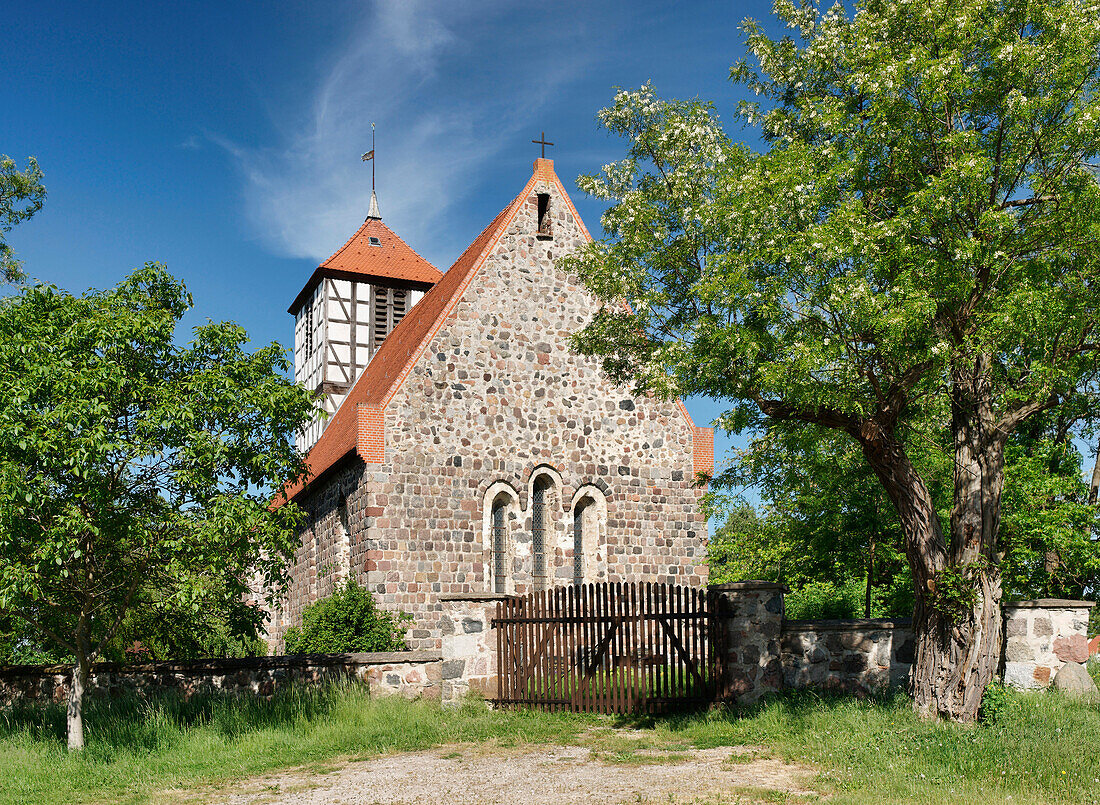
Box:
xmin=601 ymin=688 xmax=1100 ymax=805
xmin=0 ymin=686 xmax=589 ymax=805
xmin=0 ymin=684 xmax=1095 ymax=805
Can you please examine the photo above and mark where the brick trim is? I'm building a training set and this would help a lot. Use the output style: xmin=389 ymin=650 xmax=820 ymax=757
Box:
xmin=693 ymin=426 xmax=714 ymax=477
xmin=357 ymin=403 xmax=385 ymax=464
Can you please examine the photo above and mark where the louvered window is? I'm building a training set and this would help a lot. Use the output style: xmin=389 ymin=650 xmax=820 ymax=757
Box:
xmin=492 ymin=495 xmax=508 ymax=594
xmin=532 ymin=478 xmax=550 ymax=588
xmin=371 ymin=286 xmax=409 ymax=352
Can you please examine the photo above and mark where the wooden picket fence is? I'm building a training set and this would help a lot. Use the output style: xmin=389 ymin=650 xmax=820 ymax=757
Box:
xmin=492 ymin=581 xmax=717 ymax=714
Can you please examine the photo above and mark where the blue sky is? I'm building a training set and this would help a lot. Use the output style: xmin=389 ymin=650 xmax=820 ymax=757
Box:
xmin=2 ymin=0 xmax=778 ymax=497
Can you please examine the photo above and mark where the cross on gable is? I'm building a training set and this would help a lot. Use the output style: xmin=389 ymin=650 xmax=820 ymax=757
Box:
xmin=532 ymin=131 xmax=554 ymax=159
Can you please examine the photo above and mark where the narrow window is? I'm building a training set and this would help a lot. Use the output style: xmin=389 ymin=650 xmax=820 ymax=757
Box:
xmin=573 ymin=498 xmax=588 ymax=585
xmin=532 ymin=477 xmax=551 ymax=588
xmin=305 ymin=302 xmax=314 ymax=359
xmin=492 ymin=494 xmax=509 ymax=594
xmin=536 ymin=193 xmax=551 ymax=237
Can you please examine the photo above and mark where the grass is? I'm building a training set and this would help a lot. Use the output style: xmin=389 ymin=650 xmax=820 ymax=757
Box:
xmin=0 ymin=687 xmax=590 ymax=805
xmin=0 ymin=684 xmax=1096 ymax=805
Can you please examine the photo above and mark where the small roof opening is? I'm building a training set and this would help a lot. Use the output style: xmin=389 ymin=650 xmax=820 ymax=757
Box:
xmin=369 ymin=236 xmax=382 ymax=246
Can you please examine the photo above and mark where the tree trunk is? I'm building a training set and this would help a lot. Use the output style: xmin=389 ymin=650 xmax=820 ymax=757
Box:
xmin=909 ymin=360 xmax=1006 ymax=721
xmin=67 ymin=652 xmax=89 ymax=751
xmin=855 ymin=361 xmax=1007 ymax=722
xmin=910 ymin=562 xmax=1002 ymax=721
xmin=865 ymin=539 xmax=875 ymax=619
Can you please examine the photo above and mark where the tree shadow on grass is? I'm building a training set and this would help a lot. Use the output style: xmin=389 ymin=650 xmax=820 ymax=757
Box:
xmin=603 ymin=685 xmax=913 ymax=735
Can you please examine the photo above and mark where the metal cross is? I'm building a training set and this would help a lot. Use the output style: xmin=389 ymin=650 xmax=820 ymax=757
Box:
xmin=532 ymin=131 xmax=554 ymax=158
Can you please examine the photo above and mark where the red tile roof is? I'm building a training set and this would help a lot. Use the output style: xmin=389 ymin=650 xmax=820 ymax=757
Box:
xmin=275 ymin=159 xmax=698 ymax=505
xmin=287 ymin=217 xmax=442 ymax=313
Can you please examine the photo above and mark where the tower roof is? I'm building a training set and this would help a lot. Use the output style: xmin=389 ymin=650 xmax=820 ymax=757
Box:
xmin=288 ymin=213 xmax=442 ymax=314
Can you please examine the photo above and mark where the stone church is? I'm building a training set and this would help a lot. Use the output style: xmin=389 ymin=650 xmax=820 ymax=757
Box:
xmin=272 ymin=157 xmax=712 ymax=651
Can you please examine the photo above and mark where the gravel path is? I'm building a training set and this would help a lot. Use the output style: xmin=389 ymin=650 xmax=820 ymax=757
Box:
xmin=205 ymin=744 xmax=818 ymax=805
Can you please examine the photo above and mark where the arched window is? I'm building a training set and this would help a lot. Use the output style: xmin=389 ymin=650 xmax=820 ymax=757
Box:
xmin=571 ymin=487 xmax=607 ymax=585
xmin=491 ymin=493 xmax=510 ymax=594
xmin=573 ymin=497 xmax=590 ymax=585
xmin=531 ymin=476 xmax=552 ymax=589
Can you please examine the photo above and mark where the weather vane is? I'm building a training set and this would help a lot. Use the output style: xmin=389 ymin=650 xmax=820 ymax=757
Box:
xmin=362 ymin=122 xmax=376 ymax=191
xmin=532 ymin=131 xmax=554 ymax=159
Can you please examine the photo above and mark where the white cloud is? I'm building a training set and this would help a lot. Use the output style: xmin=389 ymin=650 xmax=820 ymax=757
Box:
xmin=214 ymin=0 xmax=588 ymax=268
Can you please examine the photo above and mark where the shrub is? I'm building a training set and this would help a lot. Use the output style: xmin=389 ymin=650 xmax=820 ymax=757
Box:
xmin=978 ymin=680 xmax=1012 ymax=724
xmin=283 ymin=580 xmax=411 ymax=654
xmin=785 ymin=580 xmax=864 ymax=620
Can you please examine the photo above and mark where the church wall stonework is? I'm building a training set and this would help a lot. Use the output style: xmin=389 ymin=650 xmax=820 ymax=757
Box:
xmin=274 ymin=172 xmax=709 ymax=652
xmin=359 ymin=178 xmax=708 ymax=650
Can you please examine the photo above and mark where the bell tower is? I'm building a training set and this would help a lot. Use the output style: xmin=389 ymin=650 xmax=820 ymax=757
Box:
xmin=288 ymin=191 xmax=441 ymax=451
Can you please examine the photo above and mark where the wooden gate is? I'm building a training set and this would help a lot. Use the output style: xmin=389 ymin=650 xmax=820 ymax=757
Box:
xmin=492 ymin=581 xmax=716 ymax=714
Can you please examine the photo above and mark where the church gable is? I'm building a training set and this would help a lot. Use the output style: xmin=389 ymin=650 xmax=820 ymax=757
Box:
xmin=372 ymin=160 xmax=707 ymax=612
xmin=275 ymin=157 xmax=711 ymax=651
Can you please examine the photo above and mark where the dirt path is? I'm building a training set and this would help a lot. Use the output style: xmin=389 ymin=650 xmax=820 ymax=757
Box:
xmin=200 ymin=743 xmax=819 ymax=805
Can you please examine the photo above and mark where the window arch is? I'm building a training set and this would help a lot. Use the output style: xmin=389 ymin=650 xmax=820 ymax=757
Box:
xmin=531 ymin=476 xmax=551 ymax=589
xmin=527 ymin=466 xmax=562 ymax=592
xmin=570 ymin=486 xmax=607 ymax=585
xmin=483 ymin=482 xmax=518 ymax=594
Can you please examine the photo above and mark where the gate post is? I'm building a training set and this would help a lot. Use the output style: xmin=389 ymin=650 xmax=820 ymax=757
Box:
xmin=438 ymin=593 xmax=511 ymax=707
xmin=709 ymin=581 xmax=788 ymax=704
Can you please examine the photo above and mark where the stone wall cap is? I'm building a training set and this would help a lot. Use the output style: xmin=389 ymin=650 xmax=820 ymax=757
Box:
xmin=1003 ymin=599 xmax=1096 ymax=610
xmin=708 ymin=581 xmax=790 ymax=593
xmin=438 ymin=592 xmax=513 ymax=602
xmin=783 ymin=617 xmax=913 ymax=632
xmin=0 ymin=650 xmax=442 ymax=678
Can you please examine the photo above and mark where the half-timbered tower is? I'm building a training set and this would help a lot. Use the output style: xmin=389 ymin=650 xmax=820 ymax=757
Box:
xmin=275 ymin=159 xmax=712 ymax=650
xmin=288 ymin=191 xmax=442 ymax=450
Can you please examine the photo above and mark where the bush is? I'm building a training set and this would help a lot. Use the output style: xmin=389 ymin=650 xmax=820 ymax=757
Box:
xmin=785 ymin=580 xmax=864 ymax=620
xmin=283 ymin=580 xmax=411 ymax=654
xmin=979 ymin=680 xmax=1012 ymax=724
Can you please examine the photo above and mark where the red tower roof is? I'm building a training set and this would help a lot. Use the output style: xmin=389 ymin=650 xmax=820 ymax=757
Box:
xmin=288 ymin=216 xmax=442 ymax=313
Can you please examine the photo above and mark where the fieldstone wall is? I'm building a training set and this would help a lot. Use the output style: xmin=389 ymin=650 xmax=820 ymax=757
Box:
xmin=711 ymin=582 xmax=786 ymax=703
xmin=439 ymin=593 xmax=508 ymax=705
xmin=712 ymin=584 xmax=1093 ymax=702
xmin=1002 ymin=599 xmax=1096 ymax=689
xmin=0 ymin=651 xmax=442 ymax=706
xmin=781 ymin=619 xmax=914 ymax=692
xmin=279 ymin=164 xmax=710 ymax=652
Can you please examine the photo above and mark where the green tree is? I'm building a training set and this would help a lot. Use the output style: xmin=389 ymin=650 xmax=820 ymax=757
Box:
xmin=567 ymin=0 xmax=1100 ymax=720
xmin=711 ymin=424 xmax=918 ymax=619
xmin=283 ymin=580 xmax=410 ymax=654
xmin=0 ymin=265 xmax=315 ymax=749
xmin=0 ymin=155 xmax=45 ymax=284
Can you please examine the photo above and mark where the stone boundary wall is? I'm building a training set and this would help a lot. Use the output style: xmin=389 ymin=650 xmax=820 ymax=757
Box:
xmin=1003 ymin=600 xmax=1095 ymax=689
xmin=439 ymin=592 xmax=508 ymax=705
xmin=781 ymin=618 xmax=914 ymax=692
xmin=0 ymin=589 xmax=1090 ymax=710
xmin=0 ymin=651 xmax=442 ymax=706
xmin=713 ymin=581 xmax=1093 ymax=703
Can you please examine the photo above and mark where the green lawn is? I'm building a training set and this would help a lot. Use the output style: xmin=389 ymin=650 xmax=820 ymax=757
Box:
xmin=0 ymin=684 xmax=1096 ymax=805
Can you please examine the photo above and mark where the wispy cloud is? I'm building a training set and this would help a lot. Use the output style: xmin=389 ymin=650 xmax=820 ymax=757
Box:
xmin=213 ymin=0 xmax=589 ymax=268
